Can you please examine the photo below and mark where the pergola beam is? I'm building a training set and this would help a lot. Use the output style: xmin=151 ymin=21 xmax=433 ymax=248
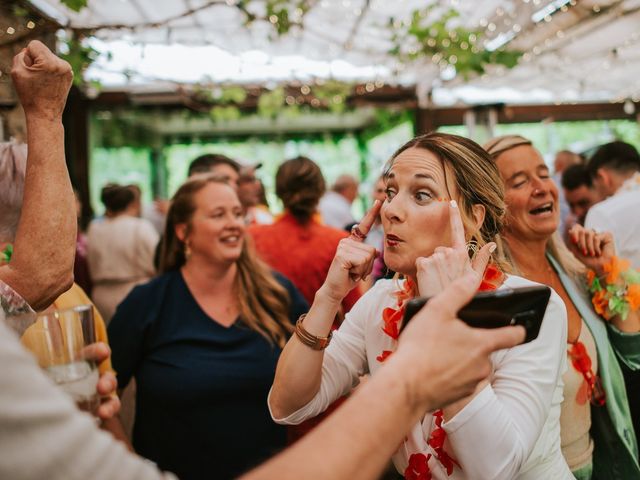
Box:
xmin=415 ymin=101 xmax=640 ymax=133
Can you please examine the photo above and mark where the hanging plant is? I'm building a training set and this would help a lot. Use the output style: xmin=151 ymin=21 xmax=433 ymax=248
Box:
xmin=59 ymin=34 xmax=101 ymax=88
xmin=312 ymin=81 xmax=353 ymax=114
xmin=209 ymin=105 xmax=242 ymax=122
xmin=257 ymin=87 xmax=286 ymax=117
xmin=389 ymin=6 xmax=522 ymax=79
xmin=236 ymin=0 xmax=314 ymax=37
xmin=60 ymin=0 xmax=88 ymax=12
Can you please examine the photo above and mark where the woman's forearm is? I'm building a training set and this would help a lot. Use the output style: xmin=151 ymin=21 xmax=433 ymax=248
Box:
xmin=269 ymin=286 xmax=341 ymax=419
xmin=611 ymin=309 xmax=640 ymax=333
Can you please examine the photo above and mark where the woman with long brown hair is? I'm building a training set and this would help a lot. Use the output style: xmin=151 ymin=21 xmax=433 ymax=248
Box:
xmin=107 ymin=175 xmax=308 ymax=480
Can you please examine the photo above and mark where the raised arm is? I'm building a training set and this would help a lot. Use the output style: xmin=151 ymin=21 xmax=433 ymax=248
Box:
xmin=0 ymin=41 xmax=75 ymax=310
xmin=268 ymin=201 xmax=380 ymax=419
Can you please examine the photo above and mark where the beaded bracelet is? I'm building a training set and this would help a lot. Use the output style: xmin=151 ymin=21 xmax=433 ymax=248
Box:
xmin=587 ymin=256 xmax=640 ymax=321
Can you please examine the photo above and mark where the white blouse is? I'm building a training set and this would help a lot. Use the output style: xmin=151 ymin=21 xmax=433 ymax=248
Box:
xmin=270 ymin=275 xmax=573 ymax=479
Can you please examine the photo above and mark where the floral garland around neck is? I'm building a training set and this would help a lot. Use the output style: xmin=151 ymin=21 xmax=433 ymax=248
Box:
xmin=377 ymin=264 xmax=504 ymax=480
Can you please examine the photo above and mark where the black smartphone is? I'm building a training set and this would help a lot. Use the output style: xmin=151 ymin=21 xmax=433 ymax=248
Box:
xmin=401 ymin=285 xmax=551 ymax=344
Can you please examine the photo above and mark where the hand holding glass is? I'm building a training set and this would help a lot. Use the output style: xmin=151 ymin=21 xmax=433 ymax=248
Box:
xmin=21 ymin=305 xmax=100 ymax=414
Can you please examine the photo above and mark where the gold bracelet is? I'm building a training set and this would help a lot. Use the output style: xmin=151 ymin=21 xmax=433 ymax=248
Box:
xmin=294 ymin=314 xmax=332 ymax=350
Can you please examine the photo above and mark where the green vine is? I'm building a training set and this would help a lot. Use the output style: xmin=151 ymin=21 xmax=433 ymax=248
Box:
xmin=235 ymin=0 xmax=315 ymax=37
xmin=257 ymin=87 xmax=286 ymax=118
xmin=59 ymin=34 xmax=101 ymax=88
xmin=312 ymin=81 xmax=352 ymax=114
xmin=60 ymin=0 xmax=88 ymax=13
xmin=389 ymin=6 xmax=522 ymax=79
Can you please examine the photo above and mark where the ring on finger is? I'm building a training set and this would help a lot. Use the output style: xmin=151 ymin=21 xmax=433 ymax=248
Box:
xmin=350 ymin=224 xmax=367 ymax=240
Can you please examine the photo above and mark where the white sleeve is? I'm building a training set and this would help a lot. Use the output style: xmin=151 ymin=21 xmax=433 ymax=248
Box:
xmin=270 ymin=285 xmax=378 ymax=425
xmin=0 ymin=319 xmax=176 ymax=480
xmin=584 ymin=205 xmax=613 ymax=234
xmin=442 ymin=289 xmax=567 ymax=480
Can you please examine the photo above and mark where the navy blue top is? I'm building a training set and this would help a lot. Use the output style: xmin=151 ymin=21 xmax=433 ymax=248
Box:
xmin=108 ymin=270 xmax=308 ymax=480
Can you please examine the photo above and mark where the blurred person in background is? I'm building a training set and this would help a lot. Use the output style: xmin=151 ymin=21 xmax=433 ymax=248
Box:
xmin=318 ymin=174 xmax=359 ymax=229
xmin=585 ymin=141 xmax=640 ymax=267
xmin=108 ymin=175 xmax=307 ymax=480
xmin=249 ymin=156 xmax=362 ymax=443
xmin=561 ymin=164 xmax=603 ymax=226
xmin=238 ymin=163 xmax=274 ymax=225
xmin=486 ymin=135 xmax=640 ymax=480
xmin=188 ymin=153 xmax=240 ymax=186
xmin=553 ymin=150 xmax=583 ymax=239
xmin=72 ymin=187 xmax=93 ymax=295
xmin=585 ymin=140 xmax=640 ymax=445
xmin=88 ymin=183 xmax=158 ymax=323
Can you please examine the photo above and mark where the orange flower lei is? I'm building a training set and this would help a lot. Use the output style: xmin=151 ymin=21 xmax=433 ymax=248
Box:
xmin=376 ymin=265 xmax=504 ymax=479
xmin=587 ymin=256 xmax=640 ymax=321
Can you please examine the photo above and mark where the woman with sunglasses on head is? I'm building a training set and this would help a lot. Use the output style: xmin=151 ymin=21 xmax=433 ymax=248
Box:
xmin=485 ymin=135 xmax=640 ymax=480
xmin=269 ymin=132 xmax=573 ymax=479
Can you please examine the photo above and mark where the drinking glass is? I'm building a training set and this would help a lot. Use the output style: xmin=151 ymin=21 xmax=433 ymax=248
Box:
xmin=21 ymin=305 xmax=100 ymax=414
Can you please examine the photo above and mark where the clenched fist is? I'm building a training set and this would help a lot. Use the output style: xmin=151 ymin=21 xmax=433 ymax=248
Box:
xmin=11 ymin=40 xmax=73 ymax=121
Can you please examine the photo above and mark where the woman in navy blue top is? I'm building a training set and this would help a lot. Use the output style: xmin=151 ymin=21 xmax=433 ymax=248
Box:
xmin=108 ymin=175 xmax=308 ymax=480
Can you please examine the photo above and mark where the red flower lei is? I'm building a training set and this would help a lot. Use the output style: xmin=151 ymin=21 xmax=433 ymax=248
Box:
xmin=377 ymin=265 xmax=504 ymax=478
xmin=568 ymin=340 xmax=606 ymax=406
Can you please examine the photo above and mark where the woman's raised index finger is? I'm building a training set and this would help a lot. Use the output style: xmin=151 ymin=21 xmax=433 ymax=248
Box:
xmin=449 ymin=200 xmax=466 ymax=249
xmin=352 ymin=199 xmax=382 ymax=239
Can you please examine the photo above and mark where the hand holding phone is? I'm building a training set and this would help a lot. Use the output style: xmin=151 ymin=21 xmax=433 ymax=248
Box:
xmin=402 ymin=285 xmax=551 ymax=344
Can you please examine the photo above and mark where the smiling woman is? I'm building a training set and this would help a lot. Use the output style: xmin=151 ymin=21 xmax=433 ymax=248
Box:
xmin=106 ymin=174 xmax=309 ymax=480
xmin=485 ymin=135 xmax=640 ymax=480
xmin=268 ymin=132 xmax=573 ymax=479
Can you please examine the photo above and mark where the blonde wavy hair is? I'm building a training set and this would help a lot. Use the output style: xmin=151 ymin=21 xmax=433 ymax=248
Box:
xmin=385 ymin=132 xmax=512 ymax=272
xmin=160 ymin=175 xmax=293 ymax=347
xmin=483 ymin=135 xmax=586 ymax=279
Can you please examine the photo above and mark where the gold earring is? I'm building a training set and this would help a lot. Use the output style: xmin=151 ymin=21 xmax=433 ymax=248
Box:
xmin=184 ymin=241 xmax=192 ymax=260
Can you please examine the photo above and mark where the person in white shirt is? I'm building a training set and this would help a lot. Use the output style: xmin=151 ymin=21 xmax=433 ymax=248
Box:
xmin=585 ymin=141 xmax=640 ymax=268
xmin=553 ymin=150 xmax=583 ymax=237
xmin=561 ymin=163 xmax=603 ymax=226
xmin=318 ymin=174 xmax=359 ymax=229
xmin=269 ymin=132 xmax=572 ymax=479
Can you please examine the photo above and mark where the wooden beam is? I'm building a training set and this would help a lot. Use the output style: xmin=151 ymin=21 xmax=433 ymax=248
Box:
xmin=63 ymin=86 xmax=92 ymax=222
xmin=415 ymin=101 xmax=640 ymax=133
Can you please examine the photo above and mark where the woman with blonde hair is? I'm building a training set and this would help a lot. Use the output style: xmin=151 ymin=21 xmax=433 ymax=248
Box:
xmin=269 ymin=132 xmax=572 ymax=479
xmin=485 ymin=135 xmax=640 ymax=480
xmin=107 ymin=175 xmax=308 ymax=480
